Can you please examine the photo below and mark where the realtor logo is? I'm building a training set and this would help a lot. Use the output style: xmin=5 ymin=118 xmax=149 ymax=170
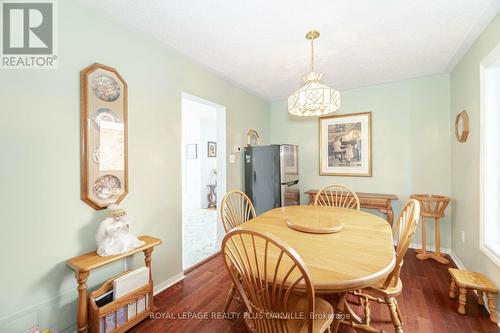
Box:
xmin=1 ymin=0 xmax=57 ymax=68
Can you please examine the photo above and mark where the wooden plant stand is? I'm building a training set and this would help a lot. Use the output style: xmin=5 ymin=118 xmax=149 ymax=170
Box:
xmin=66 ymin=235 xmax=162 ymax=333
xmin=410 ymin=194 xmax=450 ymax=264
xmin=448 ymin=268 xmax=498 ymax=323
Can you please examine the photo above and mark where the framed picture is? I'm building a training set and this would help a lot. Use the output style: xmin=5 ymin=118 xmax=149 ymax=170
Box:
xmin=319 ymin=112 xmax=372 ymax=177
xmin=207 ymin=141 xmax=217 ymax=157
xmin=186 ymin=144 xmax=197 ymax=159
xmin=80 ymin=63 xmax=128 ymax=210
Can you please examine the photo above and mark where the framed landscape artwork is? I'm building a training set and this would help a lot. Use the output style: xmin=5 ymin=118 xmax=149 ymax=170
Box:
xmin=319 ymin=112 xmax=372 ymax=177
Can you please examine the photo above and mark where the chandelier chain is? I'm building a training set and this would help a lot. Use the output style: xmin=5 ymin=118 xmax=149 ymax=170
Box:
xmin=310 ymin=37 xmax=314 ymax=72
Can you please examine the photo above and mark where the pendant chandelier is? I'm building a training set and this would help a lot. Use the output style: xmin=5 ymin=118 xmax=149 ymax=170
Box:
xmin=288 ymin=30 xmax=341 ymax=117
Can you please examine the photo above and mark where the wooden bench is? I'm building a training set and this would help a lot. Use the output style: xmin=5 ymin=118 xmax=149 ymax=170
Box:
xmin=448 ymin=268 xmax=498 ymax=323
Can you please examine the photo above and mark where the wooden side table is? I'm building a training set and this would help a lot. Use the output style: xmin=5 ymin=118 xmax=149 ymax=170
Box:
xmin=305 ymin=190 xmax=398 ymax=226
xmin=449 ymin=268 xmax=498 ymax=323
xmin=66 ymin=235 xmax=162 ymax=333
xmin=410 ymin=194 xmax=450 ymax=264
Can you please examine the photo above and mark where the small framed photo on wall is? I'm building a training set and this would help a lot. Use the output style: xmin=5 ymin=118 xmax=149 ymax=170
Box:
xmin=319 ymin=112 xmax=372 ymax=177
xmin=186 ymin=144 xmax=197 ymax=159
xmin=207 ymin=141 xmax=217 ymax=157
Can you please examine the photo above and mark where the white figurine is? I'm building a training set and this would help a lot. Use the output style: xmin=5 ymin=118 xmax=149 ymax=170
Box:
xmin=96 ymin=204 xmax=145 ymax=256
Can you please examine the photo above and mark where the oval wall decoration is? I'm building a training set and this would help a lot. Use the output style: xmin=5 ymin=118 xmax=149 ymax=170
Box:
xmin=455 ymin=110 xmax=469 ymax=143
xmin=80 ymin=63 xmax=128 ymax=210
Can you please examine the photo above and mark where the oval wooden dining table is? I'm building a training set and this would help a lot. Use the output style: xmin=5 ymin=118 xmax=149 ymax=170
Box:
xmin=235 ymin=205 xmax=396 ymax=292
xmin=234 ymin=205 xmax=396 ymax=331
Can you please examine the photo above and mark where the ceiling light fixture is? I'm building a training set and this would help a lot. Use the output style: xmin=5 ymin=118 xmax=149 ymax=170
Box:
xmin=288 ymin=30 xmax=341 ymax=117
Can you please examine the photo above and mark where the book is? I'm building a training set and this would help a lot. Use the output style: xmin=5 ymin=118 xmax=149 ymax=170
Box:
xmin=137 ymin=296 xmax=146 ymax=313
xmin=95 ymin=290 xmax=113 ymax=307
xmin=104 ymin=312 xmax=116 ymax=333
xmin=100 ymin=318 xmax=104 ymax=333
xmin=113 ymin=266 xmax=149 ymax=300
xmin=116 ymin=307 xmax=127 ymax=326
xmin=127 ymin=301 xmax=137 ymax=319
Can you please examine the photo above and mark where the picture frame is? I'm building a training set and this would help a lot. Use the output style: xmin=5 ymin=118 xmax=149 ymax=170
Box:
xmin=186 ymin=144 xmax=198 ymax=159
xmin=207 ymin=141 xmax=217 ymax=158
xmin=319 ymin=112 xmax=372 ymax=177
xmin=80 ymin=63 xmax=128 ymax=210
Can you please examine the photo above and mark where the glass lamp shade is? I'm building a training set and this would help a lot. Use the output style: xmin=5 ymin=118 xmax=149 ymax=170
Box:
xmin=288 ymin=72 xmax=341 ymax=117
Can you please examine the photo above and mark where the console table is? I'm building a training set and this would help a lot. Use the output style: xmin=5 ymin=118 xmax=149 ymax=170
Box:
xmin=304 ymin=190 xmax=398 ymax=226
xmin=66 ymin=235 xmax=162 ymax=333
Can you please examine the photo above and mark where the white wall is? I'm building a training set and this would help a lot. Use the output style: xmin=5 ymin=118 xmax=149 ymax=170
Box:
xmin=199 ymin=117 xmax=217 ymax=208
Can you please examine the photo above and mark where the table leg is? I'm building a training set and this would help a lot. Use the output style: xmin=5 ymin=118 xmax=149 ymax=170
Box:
xmin=144 ymin=248 xmax=154 ymax=308
xmin=387 ymin=205 xmax=394 ymax=227
xmin=76 ymin=271 xmax=89 ymax=333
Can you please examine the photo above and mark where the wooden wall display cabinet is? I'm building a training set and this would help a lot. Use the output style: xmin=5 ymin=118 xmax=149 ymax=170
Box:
xmin=80 ymin=63 xmax=128 ymax=210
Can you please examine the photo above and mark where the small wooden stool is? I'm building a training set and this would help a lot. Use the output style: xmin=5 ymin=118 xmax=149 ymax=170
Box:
xmin=410 ymin=194 xmax=450 ymax=264
xmin=448 ymin=268 xmax=498 ymax=323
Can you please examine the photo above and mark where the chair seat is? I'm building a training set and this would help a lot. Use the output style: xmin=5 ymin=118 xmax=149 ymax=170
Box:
xmin=366 ymin=278 xmax=403 ymax=297
xmin=245 ymin=294 xmax=333 ymax=333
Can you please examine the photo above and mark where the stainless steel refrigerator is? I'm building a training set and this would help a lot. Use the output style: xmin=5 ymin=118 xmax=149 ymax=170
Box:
xmin=244 ymin=144 xmax=299 ymax=215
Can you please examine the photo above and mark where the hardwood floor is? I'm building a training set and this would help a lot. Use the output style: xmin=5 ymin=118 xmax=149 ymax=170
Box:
xmin=131 ymin=250 xmax=500 ymax=333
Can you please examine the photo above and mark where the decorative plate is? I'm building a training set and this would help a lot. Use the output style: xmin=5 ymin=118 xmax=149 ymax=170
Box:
xmin=92 ymin=74 xmax=121 ymax=102
xmin=92 ymin=108 xmax=121 ymax=129
xmin=286 ymin=216 xmax=344 ymax=234
xmin=92 ymin=175 xmax=122 ymax=199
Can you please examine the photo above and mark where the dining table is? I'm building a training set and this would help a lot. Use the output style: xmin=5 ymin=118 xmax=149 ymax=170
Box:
xmin=235 ymin=205 xmax=396 ymax=332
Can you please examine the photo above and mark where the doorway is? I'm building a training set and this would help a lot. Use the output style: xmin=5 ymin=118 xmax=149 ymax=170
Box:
xmin=181 ymin=93 xmax=226 ymax=270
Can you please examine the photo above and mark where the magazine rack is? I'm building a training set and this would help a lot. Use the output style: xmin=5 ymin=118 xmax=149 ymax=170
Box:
xmin=66 ymin=235 xmax=161 ymax=333
xmin=88 ymin=271 xmax=153 ymax=333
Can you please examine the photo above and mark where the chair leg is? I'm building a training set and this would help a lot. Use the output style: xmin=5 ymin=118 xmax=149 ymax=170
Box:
xmin=449 ymin=279 xmax=457 ymax=299
xmin=458 ymin=288 xmax=467 ymax=315
xmin=363 ymin=296 xmax=371 ymax=326
xmin=477 ymin=291 xmax=484 ymax=306
xmin=385 ymin=297 xmax=403 ymax=333
xmin=487 ymin=293 xmax=498 ymax=324
xmin=223 ymin=283 xmax=236 ymax=313
xmin=394 ymin=298 xmax=403 ymax=324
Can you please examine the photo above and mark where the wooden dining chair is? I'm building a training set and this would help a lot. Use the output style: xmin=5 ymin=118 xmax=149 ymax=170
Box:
xmin=222 ymin=229 xmax=334 ymax=333
xmin=351 ymin=199 xmax=420 ymax=333
xmin=314 ymin=184 xmax=360 ymax=210
xmin=221 ymin=190 xmax=257 ymax=233
xmin=221 ymin=190 xmax=257 ymax=313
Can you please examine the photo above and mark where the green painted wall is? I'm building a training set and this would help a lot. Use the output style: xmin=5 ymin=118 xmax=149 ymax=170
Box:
xmin=2 ymin=0 xmax=499 ymax=330
xmin=271 ymin=74 xmax=452 ymax=249
xmin=450 ymin=12 xmax=500 ymax=308
xmin=0 ymin=0 xmax=270 ymax=331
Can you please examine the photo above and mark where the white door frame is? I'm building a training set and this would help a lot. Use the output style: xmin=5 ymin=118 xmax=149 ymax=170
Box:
xmin=181 ymin=92 xmax=227 ymax=253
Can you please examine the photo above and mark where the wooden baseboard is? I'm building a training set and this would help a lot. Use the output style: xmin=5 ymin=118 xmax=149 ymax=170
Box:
xmin=183 ymin=251 xmax=221 ymax=274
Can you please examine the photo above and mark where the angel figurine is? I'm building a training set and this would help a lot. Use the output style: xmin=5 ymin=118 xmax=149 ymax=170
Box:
xmin=96 ymin=204 xmax=145 ymax=256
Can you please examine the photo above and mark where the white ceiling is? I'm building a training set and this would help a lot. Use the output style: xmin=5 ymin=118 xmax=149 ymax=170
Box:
xmin=76 ymin=0 xmax=500 ymax=100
